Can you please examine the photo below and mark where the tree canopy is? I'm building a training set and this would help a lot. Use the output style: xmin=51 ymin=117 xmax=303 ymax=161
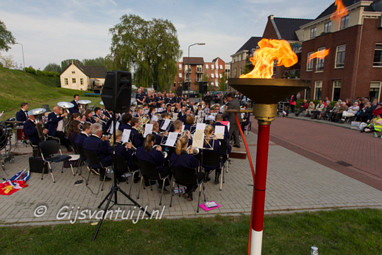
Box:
xmin=44 ymin=63 xmax=62 ymax=73
xmin=0 ymin=20 xmax=15 ymax=52
xmin=109 ymin=14 xmax=181 ymax=91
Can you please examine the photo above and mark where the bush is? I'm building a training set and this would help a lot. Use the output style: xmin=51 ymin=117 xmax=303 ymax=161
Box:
xmin=24 ymin=66 xmax=36 ymax=75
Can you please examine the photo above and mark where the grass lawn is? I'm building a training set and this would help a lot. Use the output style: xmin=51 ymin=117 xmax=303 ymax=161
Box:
xmin=0 ymin=209 xmax=381 ymax=254
xmin=0 ymin=68 xmax=102 ymax=120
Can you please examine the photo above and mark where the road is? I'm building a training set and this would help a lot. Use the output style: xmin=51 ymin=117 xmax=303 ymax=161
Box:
xmin=251 ymin=117 xmax=382 ymax=191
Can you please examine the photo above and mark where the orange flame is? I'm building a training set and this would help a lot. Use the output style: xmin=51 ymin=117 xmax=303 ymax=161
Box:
xmin=240 ymin=38 xmax=298 ymax=79
xmin=308 ymin=49 xmax=330 ymax=63
xmin=330 ymin=0 xmax=349 ymax=23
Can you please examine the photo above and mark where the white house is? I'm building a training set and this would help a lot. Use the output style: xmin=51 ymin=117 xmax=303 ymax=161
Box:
xmin=60 ymin=62 xmax=107 ymax=91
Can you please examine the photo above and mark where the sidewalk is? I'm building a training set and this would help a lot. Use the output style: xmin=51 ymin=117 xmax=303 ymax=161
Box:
xmin=1 ymin=131 xmax=382 ymax=226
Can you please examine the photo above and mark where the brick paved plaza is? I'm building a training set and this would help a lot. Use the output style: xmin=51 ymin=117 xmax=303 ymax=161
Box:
xmin=1 ymin=118 xmax=382 ymax=226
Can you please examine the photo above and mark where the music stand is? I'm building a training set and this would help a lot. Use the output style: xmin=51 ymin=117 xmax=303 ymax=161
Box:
xmin=92 ymin=111 xmax=151 ymax=241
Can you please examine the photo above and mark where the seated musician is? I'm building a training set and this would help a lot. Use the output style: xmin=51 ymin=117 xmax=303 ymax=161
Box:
xmin=203 ymin=125 xmax=221 ymax=184
xmin=130 ymin=117 xmax=143 ymax=148
xmin=74 ymin=122 xmax=91 ymax=157
xmin=159 ymin=113 xmax=172 ymax=132
xmin=69 ymin=94 xmax=80 ymax=114
xmin=23 ymin=114 xmax=48 ymax=146
xmin=46 ymin=106 xmax=72 ymax=151
xmin=151 ymin=121 xmax=162 ymax=145
xmin=119 ymin=113 xmax=132 ymax=132
xmin=135 ymin=134 xmax=169 ymax=187
xmin=184 ymin=115 xmax=195 ymax=132
xmin=67 ymin=120 xmax=81 ymax=146
xmin=212 ymin=114 xmax=229 ymax=141
xmin=178 ymin=105 xmax=187 ymax=123
xmin=82 ymin=123 xmax=112 ymax=181
xmin=170 ymin=136 xmax=203 ymax=201
xmin=16 ymin=102 xmax=29 ymax=125
xmin=84 ymin=109 xmax=95 ymax=124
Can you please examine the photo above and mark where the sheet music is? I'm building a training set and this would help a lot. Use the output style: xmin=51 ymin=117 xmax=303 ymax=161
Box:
xmin=161 ymin=119 xmax=171 ymax=130
xmin=122 ymin=129 xmax=131 ymax=143
xmin=165 ymin=132 xmax=178 ymax=147
xmin=182 ymin=124 xmax=185 ymax=132
xmin=192 ymin=130 xmax=204 ymax=149
xmin=196 ymin=123 xmax=206 ymax=131
xmin=151 ymin=115 xmax=159 ymax=122
xmin=144 ymin=124 xmax=153 ymax=138
xmin=172 ymin=113 xmax=178 ymax=121
xmin=215 ymin=126 xmax=225 ymax=139
xmin=109 ymin=121 xmax=120 ymax=134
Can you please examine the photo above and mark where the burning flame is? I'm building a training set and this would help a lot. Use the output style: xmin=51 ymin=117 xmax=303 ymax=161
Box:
xmin=240 ymin=38 xmax=298 ymax=79
xmin=330 ymin=0 xmax=349 ymax=23
xmin=308 ymin=49 xmax=330 ymax=63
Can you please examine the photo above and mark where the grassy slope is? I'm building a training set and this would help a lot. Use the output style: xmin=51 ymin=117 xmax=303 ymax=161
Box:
xmin=0 ymin=209 xmax=381 ymax=255
xmin=0 ymin=68 xmax=101 ymax=119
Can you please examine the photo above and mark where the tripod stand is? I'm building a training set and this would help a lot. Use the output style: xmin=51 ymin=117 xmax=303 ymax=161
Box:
xmin=92 ymin=114 xmax=151 ymax=241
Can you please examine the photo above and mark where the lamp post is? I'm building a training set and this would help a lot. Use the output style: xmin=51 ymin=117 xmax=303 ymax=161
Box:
xmin=15 ymin=42 xmax=25 ymax=70
xmin=187 ymin=42 xmax=205 ymax=90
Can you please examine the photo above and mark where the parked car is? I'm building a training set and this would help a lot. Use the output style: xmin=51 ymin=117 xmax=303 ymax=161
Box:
xmin=182 ymin=90 xmax=199 ymax=98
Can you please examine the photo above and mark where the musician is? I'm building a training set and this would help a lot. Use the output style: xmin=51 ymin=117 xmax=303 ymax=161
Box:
xmin=156 ymin=92 xmax=163 ymax=108
xmin=130 ymin=117 xmax=143 ymax=148
xmin=16 ymin=102 xmax=29 ymax=124
xmin=85 ymin=109 xmax=95 ymax=124
xmin=23 ymin=114 xmax=48 ymax=146
xmin=135 ymin=134 xmax=169 ymax=187
xmin=119 ymin=113 xmax=132 ymax=132
xmin=136 ymin=88 xmax=146 ymax=105
xmin=203 ymin=125 xmax=221 ymax=184
xmin=170 ymin=136 xmax=202 ymax=201
xmin=223 ymin=92 xmax=241 ymax=148
xmin=178 ymin=105 xmax=187 ymax=123
xmin=69 ymin=113 xmax=81 ymax=122
xmin=46 ymin=106 xmax=72 ymax=151
xmin=184 ymin=115 xmax=195 ymax=132
xmin=67 ymin=120 xmax=81 ymax=145
xmin=82 ymin=123 xmax=112 ymax=181
xmin=159 ymin=113 xmax=171 ymax=132
xmin=212 ymin=114 xmax=229 ymax=141
xmin=151 ymin=121 xmax=162 ymax=145
xmin=69 ymin=94 xmax=80 ymax=114
xmin=195 ymin=104 xmax=205 ymax=123
xmin=74 ymin=122 xmax=91 ymax=157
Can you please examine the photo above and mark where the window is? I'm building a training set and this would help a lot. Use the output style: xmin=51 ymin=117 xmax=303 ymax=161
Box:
xmin=307 ymin=52 xmax=314 ymax=71
xmin=340 ymin=15 xmax=349 ymax=30
xmin=196 ymin=65 xmax=203 ymax=73
xmin=310 ymin=27 xmax=317 ymax=39
xmin=178 ymin=64 xmax=182 ymax=70
xmin=64 ymin=78 xmax=68 ymax=85
xmin=219 ymin=74 xmax=222 ymax=78
xmin=316 ymin=47 xmax=325 ymax=71
xmin=211 ymin=82 xmax=214 ymax=86
xmin=211 ymin=73 xmax=215 ymax=78
xmin=219 ymin=65 xmax=223 ymax=70
xmin=205 ymin=64 xmax=209 ymax=69
xmin=332 ymin=80 xmax=341 ymax=101
xmin=72 ymin=78 xmax=76 ymax=83
xmin=335 ymin=45 xmax=346 ymax=68
xmin=211 ymin=65 xmax=214 ymax=70
xmin=80 ymin=78 xmax=84 ymax=85
xmin=373 ymin=44 xmax=382 ymax=67
xmin=324 ymin=21 xmax=332 ymax=33
xmin=72 ymin=71 xmax=75 ymax=74
xmin=370 ymin=82 xmax=381 ymax=101
xmin=179 ymin=73 xmax=182 ymax=78
xmin=314 ymin=81 xmax=322 ymax=100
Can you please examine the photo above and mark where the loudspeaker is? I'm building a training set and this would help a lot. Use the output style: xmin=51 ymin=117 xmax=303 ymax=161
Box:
xmin=101 ymin=71 xmax=132 ymax=113
xmin=199 ymin=82 xmax=208 ymax=94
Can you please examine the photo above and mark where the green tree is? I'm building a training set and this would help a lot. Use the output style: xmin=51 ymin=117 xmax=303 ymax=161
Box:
xmin=44 ymin=63 xmax=61 ymax=73
xmin=0 ymin=20 xmax=15 ymax=51
xmin=61 ymin=59 xmax=82 ymax=71
xmin=82 ymin=57 xmax=106 ymax=67
xmin=219 ymin=71 xmax=227 ymax=91
xmin=109 ymin=14 xmax=181 ymax=91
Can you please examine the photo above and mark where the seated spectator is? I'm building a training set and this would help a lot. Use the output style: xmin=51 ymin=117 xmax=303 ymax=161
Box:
xmin=333 ymin=102 xmax=348 ymax=122
xmin=295 ymin=99 xmax=308 ymax=116
xmin=362 ymin=114 xmax=382 ymax=137
xmin=341 ymin=102 xmax=360 ymax=122
xmin=318 ymin=100 xmax=332 ymax=120
xmin=372 ymin=104 xmax=382 ymax=117
xmin=282 ymin=106 xmax=289 ymax=117
xmin=328 ymin=102 xmax=340 ymax=121
xmin=310 ymin=100 xmax=325 ymax=119
xmin=305 ymin=101 xmax=315 ymax=117
xmin=358 ymin=102 xmax=374 ymax=123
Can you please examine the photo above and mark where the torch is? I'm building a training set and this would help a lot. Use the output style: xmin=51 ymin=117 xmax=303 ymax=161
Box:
xmin=228 ymin=39 xmax=309 ymax=255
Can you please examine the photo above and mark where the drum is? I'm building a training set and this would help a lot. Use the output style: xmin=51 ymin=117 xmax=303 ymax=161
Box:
xmin=16 ymin=126 xmax=28 ymax=141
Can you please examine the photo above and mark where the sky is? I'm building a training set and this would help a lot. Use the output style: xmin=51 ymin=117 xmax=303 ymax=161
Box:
xmin=0 ymin=0 xmax=335 ymax=70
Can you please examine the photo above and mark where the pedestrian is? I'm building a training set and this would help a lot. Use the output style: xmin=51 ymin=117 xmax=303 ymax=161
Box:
xmin=223 ymin=92 xmax=241 ymax=148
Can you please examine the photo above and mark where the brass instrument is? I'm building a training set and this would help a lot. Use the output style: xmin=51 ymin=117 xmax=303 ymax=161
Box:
xmin=28 ymin=108 xmax=47 ymax=141
xmin=137 ymin=114 xmax=150 ymax=135
xmin=187 ymin=145 xmax=199 ymax=155
xmin=153 ymin=144 xmax=168 ymax=158
xmin=77 ymin=100 xmax=91 ymax=114
xmin=92 ymin=114 xmax=107 ymax=125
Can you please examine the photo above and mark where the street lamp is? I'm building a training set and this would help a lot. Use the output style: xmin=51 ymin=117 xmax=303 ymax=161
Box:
xmin=187 ymin=42 xmax=205 ymax=90
xmin=15 ymin=42 xmax=25 ymax=70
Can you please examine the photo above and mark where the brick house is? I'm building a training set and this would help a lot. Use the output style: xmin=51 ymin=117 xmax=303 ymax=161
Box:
xmin=298 ymin=0 xmax=382 ymax=101
xmin=173 ymin=57 xmax=229 ymax=91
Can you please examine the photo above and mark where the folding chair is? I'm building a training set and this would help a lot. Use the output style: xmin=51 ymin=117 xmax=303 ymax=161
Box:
xmin=137 ymin=160 xmax=169 ymax=206
xmin=169 ymin=166 xmax=206 ymax=213
xmin=84 ymin=149 xmax=108 ymax=192
xmin=39 ymin=140 xmax=71 ymax=183
xmin=202 ymin=149 xmax=224 ymax=191
xmin=112 ymin=154 xmax=139 ymax=196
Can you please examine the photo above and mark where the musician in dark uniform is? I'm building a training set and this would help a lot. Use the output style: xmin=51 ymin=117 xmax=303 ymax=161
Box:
xmin=151 ymin=121 xmax=162 ymax=145
xmin=170 ymin=135 xmax=202 ymax=201
xmin=82 ymin=123 xmax=112 ymax=181
xmin=119 ymin=113 xmax=132 ymax=132
xmin=16 ymin=102 xmax=29 ymax=125
xmin=212 ymin=114 xmax=229 ymax=141
xmin=23 ymin=114 xmax=48 ymax=146
xmin=69 ymin=94 xmax=80 ymax=114
xmin=84 ymin=109 xmax=95 ymax=124
xmin=203 ymin=125 xmax=221 ymax=184
xmin=178 ymin=105 xmax=187 ymax=123
xmin=46 ymin=106 xmax=72 ymax=151
xmin=130 ymin=117 xmax=143 ymax=148
xmin=74 ymin=122 xmax=91 ymax=157
xmin=136 ymin=88 xmax=146 ymax=105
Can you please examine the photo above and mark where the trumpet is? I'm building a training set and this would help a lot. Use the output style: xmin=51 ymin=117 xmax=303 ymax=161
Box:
xmin=187 ymin=145 xmax=199 ymax=155
xmin=92 ymin=115 xmax=107 ymax=125
xmin=153 ymin=144 xmax=168 ymax=158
